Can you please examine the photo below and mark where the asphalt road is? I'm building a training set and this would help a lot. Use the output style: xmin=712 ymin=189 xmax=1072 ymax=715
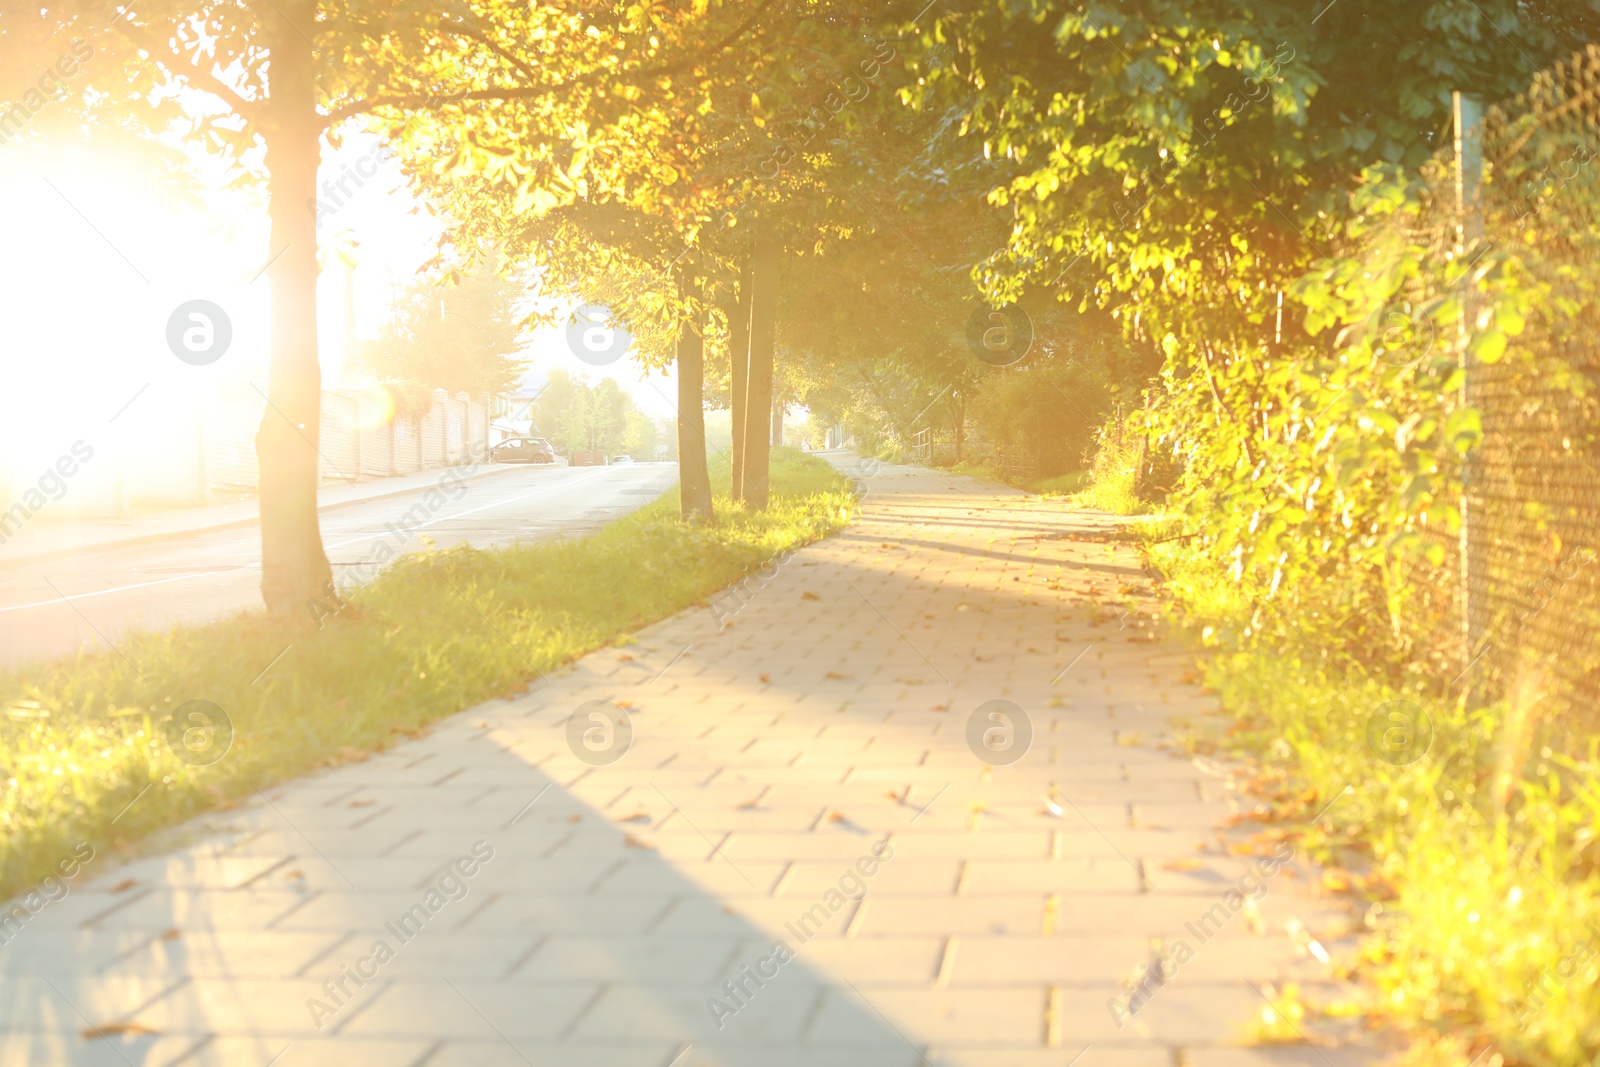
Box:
xmin=0 ymin=462 xmax=679 ymax=670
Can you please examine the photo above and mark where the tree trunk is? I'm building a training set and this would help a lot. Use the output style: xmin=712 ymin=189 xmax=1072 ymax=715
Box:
xmin=256 ymin=0 xmax=333 ymax=618
xmin=740 ymin=225 xmax=779 ymax=509
xmin=727 ymin=256 xmax=752 ymax=502
xmin=676 ymin=278 xmax=714 ymax=522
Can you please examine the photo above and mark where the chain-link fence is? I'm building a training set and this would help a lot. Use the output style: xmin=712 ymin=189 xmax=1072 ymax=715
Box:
xmin=1402 ymin=46 xmax=1600 ymax=734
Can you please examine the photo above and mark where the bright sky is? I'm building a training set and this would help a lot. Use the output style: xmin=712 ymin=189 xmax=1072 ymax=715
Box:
xmin=283 ymin=127 xmax=686 ymax=422
xmin=0 ymin=79 xmax=832 ymax=509
xmin=0 ymin=114 xmax=687 ymax=498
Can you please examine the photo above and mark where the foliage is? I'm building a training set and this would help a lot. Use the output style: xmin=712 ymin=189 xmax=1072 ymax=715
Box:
xmin=529 ymin=369 xmax=661 ymax=458
xmin=899 ymin=0 xmax=1599 ymax=673
xmin=964 ymin=353 xmax=1112 ymax=475
xmin=0 ymin=448 xmax=850 ymax=900
xmin=939 ymin=4 xmax=1600 ymax=1055
xmin=1073 ymin=410 xmax=1155 ymax=515
xmin=355 ymin=260 xmax=530 ymax=400
xmin=1172 ymin=643 xmax=1600 ymax=1065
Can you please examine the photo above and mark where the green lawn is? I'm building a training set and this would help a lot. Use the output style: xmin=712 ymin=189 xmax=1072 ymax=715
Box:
xmin=0 ymin=448 xmax=852 ymax=899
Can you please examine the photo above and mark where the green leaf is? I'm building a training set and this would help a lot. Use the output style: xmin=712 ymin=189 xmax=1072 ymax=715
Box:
xmin=1445 ymin=407 xmax=1483 ymax=454
xmin=1471 ymin=330 xmax=1507 ymax=365
xmin=1496 ymin=304 xmax=1526 ymax=337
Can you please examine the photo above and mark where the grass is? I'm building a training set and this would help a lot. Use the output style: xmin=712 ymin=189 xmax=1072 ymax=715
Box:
xmin=1028 ymin=471 xmax=1090 ymax=497
xmin=1094 ymin=474 xmax=1600 ymax=1064
xmin=0 ymin=447 xmax=852 ymax=900
xmin=936 ymin=461 xmax=1089 ymax=498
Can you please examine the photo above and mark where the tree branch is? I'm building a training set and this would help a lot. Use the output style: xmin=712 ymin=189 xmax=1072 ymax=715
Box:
xmin=114 ymin=19 xmax=265 ymax=128
xmin=324 ymin=0 xmax=783 ymax=128
xmin=441 ymin=21 xmax=540 ymax=86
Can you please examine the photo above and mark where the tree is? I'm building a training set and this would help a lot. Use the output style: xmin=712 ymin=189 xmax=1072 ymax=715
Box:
xmin=23 ymin=0 xmax=777 ymax=615
xmin=893 ymin=0 xmax=1600 ymax=653
xmin=738 ymin=225 xmax=780 ymax=507
xmin=460 ymin=206 xmax=720 ymax=518
xmin=532 ymin=369 xmax=652 ymax=459
xmin=675 ymin=274 xmax=714 ymax=520
xmin=377 ymin=4 xmax=900 ymax=513
xmin=356 ymin=262 xmax=528 ymax=400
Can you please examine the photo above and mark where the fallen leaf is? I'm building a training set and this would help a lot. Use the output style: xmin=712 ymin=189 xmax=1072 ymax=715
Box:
xmin=623 ymin=834 xmax=655 ymax=849
xmin=759 ymin=673 xmax=771 ymax=684
xmin=802 ymin=592 xmax=821 ymax=601
xmin=824 ymin=672 xmax=853 ymax=680
xmin=109 ymin=879 xmax=137 ymax=894
xmin=83 ymin=1022 xmax=158 ymax=1038
xmin=1162 ymin=858 xmax=1204 ymax=871
xmin=1322 ymin=868 xmax=1354 ymax=893
xmin=348 ymin=799 xmax=376 ymax=808
xmin=159 ymin=928 xmax=181 ymax=941
xmin=566 ymin=814 xmax=582 ymax=824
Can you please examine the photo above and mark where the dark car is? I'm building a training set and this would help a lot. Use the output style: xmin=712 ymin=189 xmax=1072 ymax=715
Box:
xmin=491 ymin=437 xmax=555 ymax=464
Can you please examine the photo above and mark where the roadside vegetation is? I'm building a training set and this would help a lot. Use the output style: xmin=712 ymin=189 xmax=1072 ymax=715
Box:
xmin=12 ymin=2 xmax=1600 ymax=1058
xmin=0 ymin=449 xmax=849 ymax=900
xmin=1073 ymin=458 xmax=1600 ymax=1064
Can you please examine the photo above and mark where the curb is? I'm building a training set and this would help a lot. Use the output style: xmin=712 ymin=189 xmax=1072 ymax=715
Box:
xmin=0 ymin=463 xmax=538 ymax=571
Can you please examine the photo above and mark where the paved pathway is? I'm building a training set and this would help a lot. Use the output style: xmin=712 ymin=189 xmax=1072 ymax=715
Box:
xmin=3 ymin=459 xmax=1380 ymax=1066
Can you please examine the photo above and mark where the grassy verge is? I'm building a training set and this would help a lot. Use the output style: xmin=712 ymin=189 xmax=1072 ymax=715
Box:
xmin=1100 ymin=485 xmax=1600 ymax=1063
xmin=0 ymin=448 xmax=852 ymax=899
xmin=937 ymin=460 xmax=1089 ymax=498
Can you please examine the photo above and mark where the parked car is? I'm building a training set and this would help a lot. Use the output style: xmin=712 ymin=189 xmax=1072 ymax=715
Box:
xmin=610 ymin=454 xmax=634 ymax=465
xmin=491 ymin=437 xmax=555 ymax=464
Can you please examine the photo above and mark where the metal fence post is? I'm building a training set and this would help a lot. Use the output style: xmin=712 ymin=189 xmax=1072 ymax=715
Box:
xmin=1454 ymin=90 xmax=1489 ymax=686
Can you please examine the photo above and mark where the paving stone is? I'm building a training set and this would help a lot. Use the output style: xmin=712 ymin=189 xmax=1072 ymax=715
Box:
xmin=183 ymin=1036 xmax=431 ymax=1067
xmin=0 ymin=459 xmax=1390 ymax=1063
xmin=805 ymin=986 xmax=1045 ymax=1046
xmin=0 ymin=973 xmax=184 ymax=1033
xmin=124 ymin=977 xmax=389 ymax=1037
xmin=337 ymin=980 xmax=599 ymax=1041
xmin=0 ymin=1030 xmax=200 ymax=1067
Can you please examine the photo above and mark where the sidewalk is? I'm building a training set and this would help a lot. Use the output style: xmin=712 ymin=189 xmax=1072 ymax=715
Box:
xmin=0 ymin=461 xmax=532 ymax=568
xmin=3 ymin=460 xmax=1386 ymax=1066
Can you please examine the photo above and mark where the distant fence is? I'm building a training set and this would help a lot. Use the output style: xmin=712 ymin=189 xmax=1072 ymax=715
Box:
xmin=1 ymin=387 xmax=491 ymax=518
xmin=908 ymin=427 xmax=1036 ymax=480
xmin=315 ymin=389 xmax=488 ymax=485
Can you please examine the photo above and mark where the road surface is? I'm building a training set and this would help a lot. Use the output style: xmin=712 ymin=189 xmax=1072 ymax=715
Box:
xmin=0 ymin=462 xmax=678 ymax=669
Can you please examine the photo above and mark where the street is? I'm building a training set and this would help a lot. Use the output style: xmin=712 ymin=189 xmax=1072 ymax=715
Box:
xmin=0 ymin=462 xmax=679 ymax=669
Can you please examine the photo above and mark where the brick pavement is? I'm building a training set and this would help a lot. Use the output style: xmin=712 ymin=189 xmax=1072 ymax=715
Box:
xmin=0 ymin=458 xmax=1385 ymax=1066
